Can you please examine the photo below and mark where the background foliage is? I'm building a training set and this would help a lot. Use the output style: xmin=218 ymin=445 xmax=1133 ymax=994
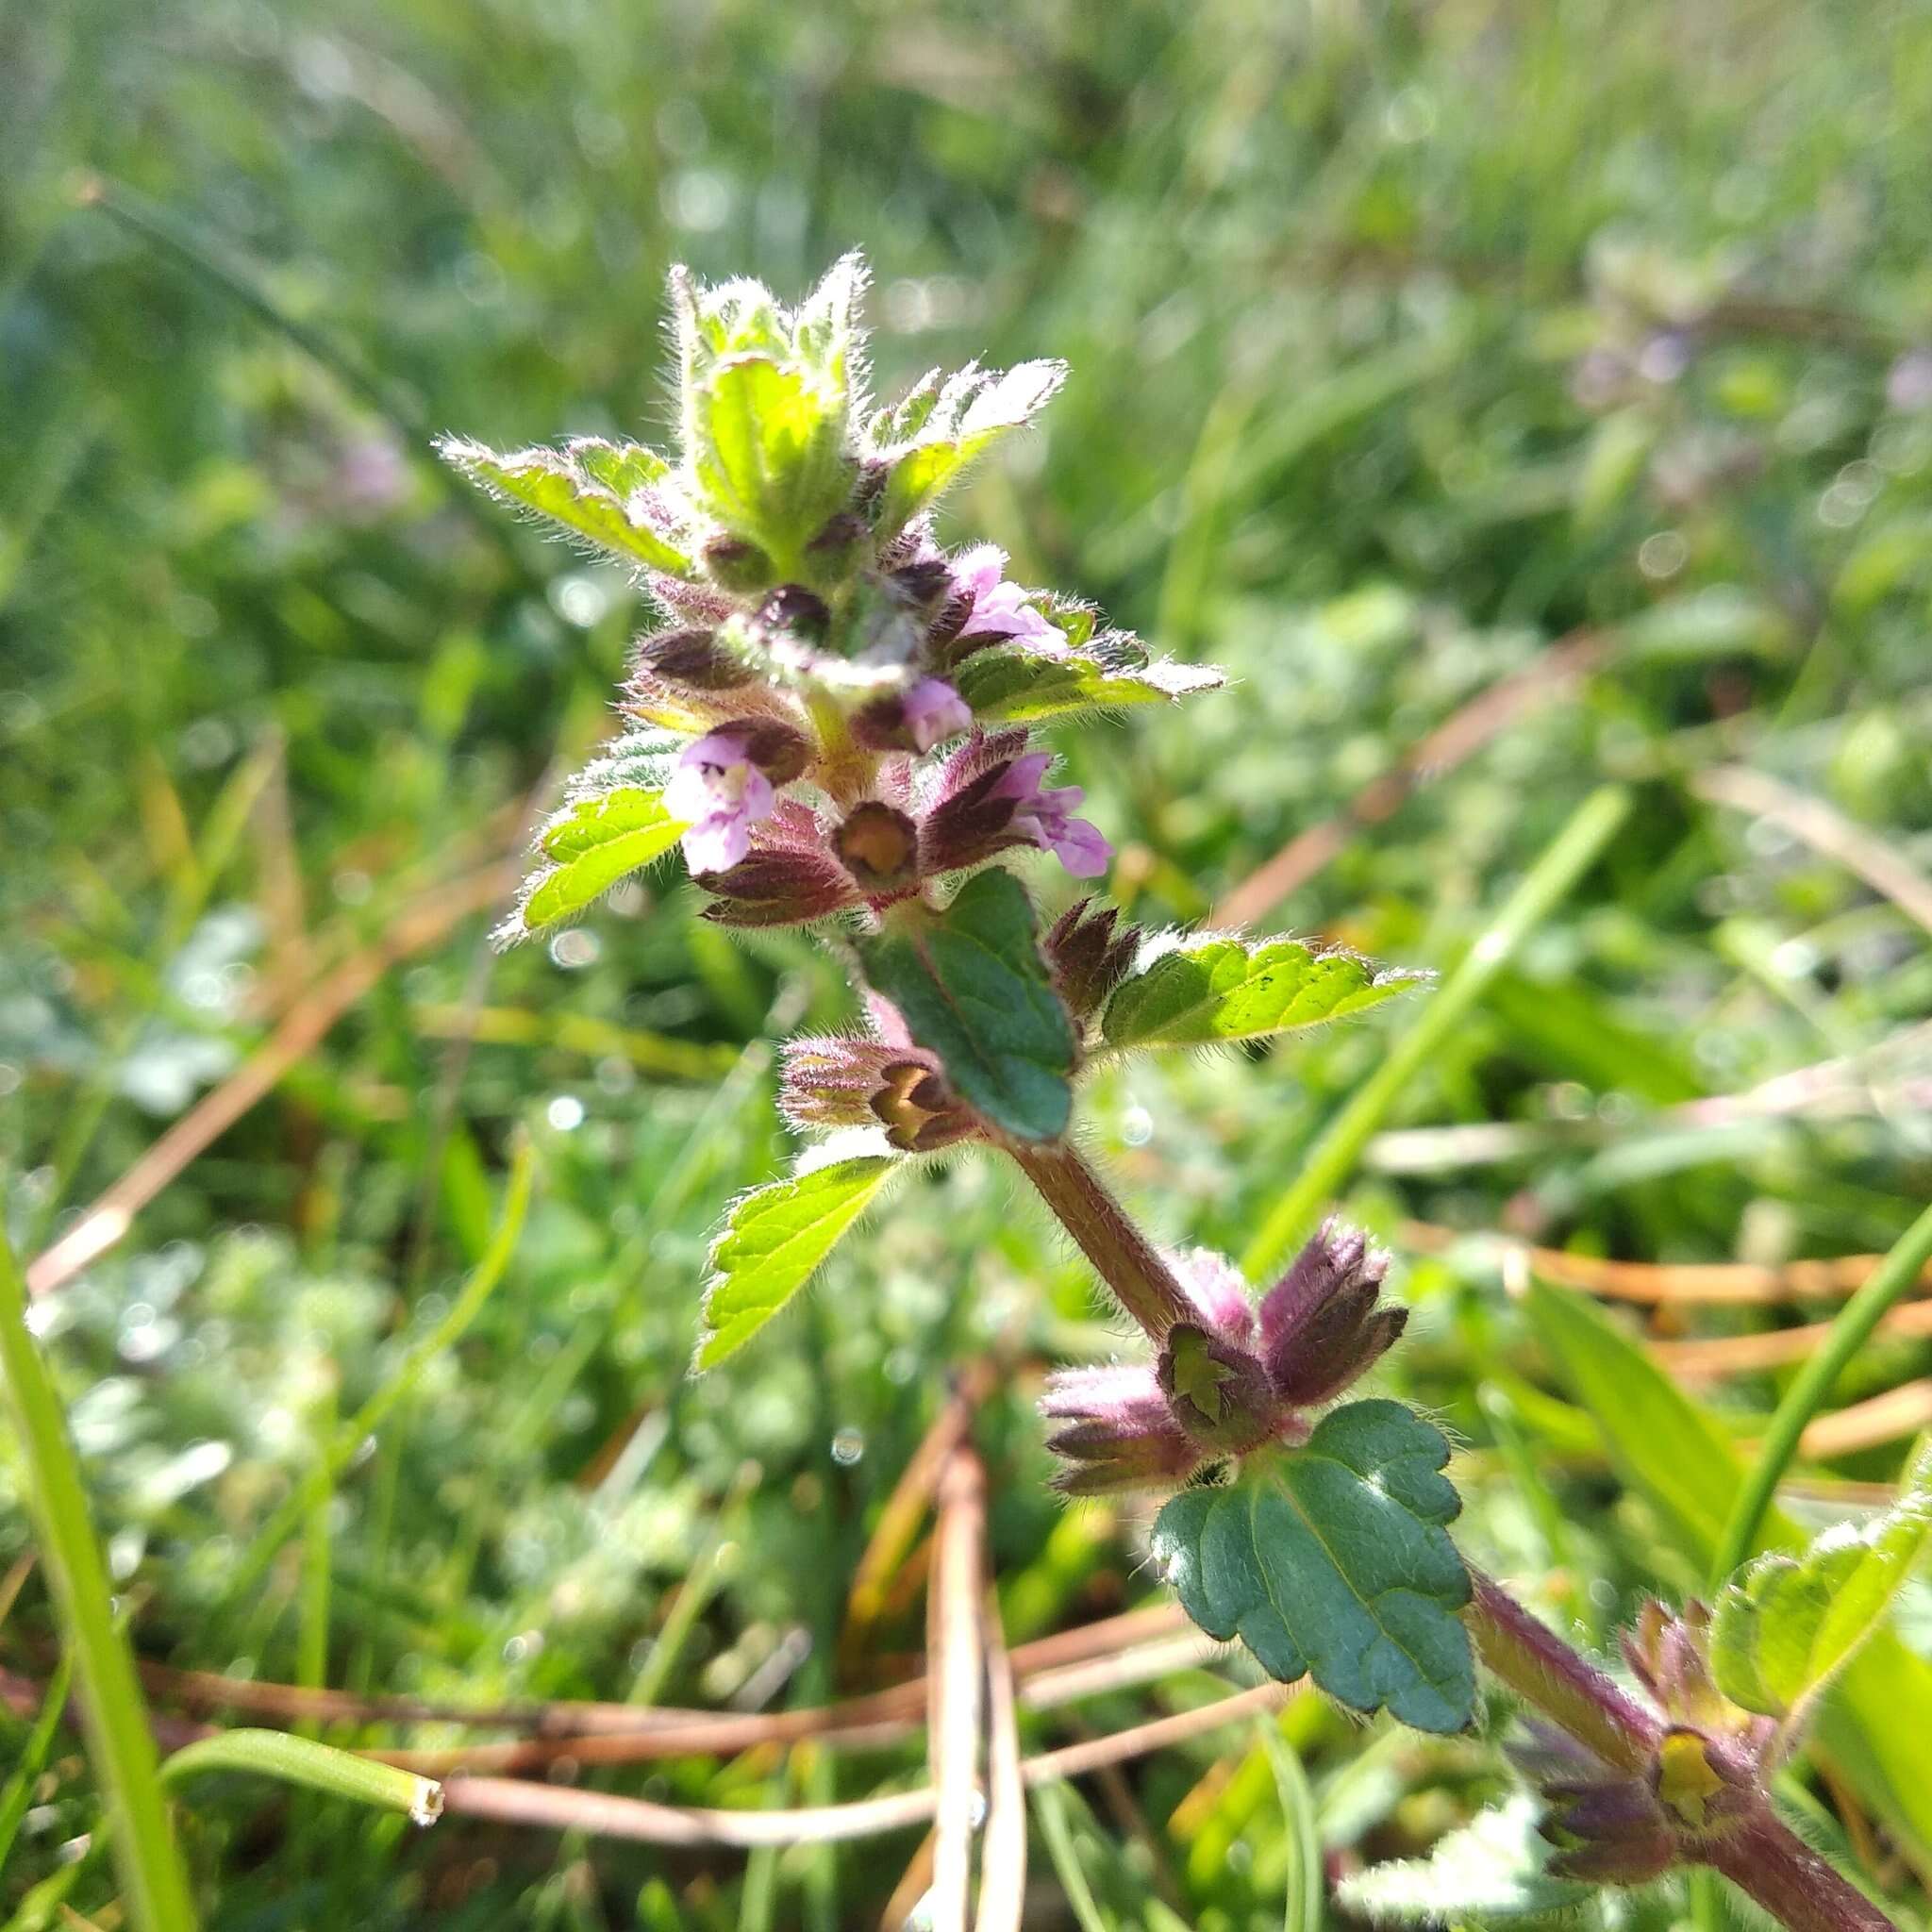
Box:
xmin=4 ymin=0 xmax=1931 ymax=1924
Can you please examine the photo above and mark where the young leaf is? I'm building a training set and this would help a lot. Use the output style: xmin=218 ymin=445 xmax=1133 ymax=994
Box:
xmin=435 ymin=437 xmax=691 ymax=576
xmin=861 ymin=868 xmax=1075 ymax=1142
xmin=504 ymin=788 xmax=687 ymax=941
xmin=1338 ymin=1795 xmax=1589 ymax=1924
xmin=689 ymin=354 xmax=849 ymax=561
xmin=695 ymin=1154 xmax=897 ymax=1368
xmin=1711 ymin=1437 xmax=1932 ymax=1722
xmin=1103 ymin=936 xmax=1427 ymax=1051
xmin=1149 ymin=1399 xmax=1474 ymax=1732
xmin=952 ymin=642 xmax=1224 ymax=724
xmin=871 ymin=358 xmax=1067 ymax=533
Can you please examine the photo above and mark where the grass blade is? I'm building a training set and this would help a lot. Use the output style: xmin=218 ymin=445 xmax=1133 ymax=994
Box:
xmin=0 ymin=1214 xmax=198 ymax=1930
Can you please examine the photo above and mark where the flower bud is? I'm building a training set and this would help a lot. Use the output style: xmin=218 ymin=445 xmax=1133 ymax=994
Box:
xmin=1040 ymin=1363 xmax=1200 ymax=1496
xmin=854 ymin=679 xmax=974 ymax=754
xmin=833 ymin=802 xmax=920 ymax=892
xmin=1157 ymin=1323 xmax=1279 ymax=1455
xmin=697 ymin=844 xmax=859 ymax=926
xmin=756 ymin=584 xmax=832 ymax=646
xmin=1045 ymin=898 xmax=1141 ymax=1021
xmin=631 ymin=627 xmax=754 ymax=692
xmin=704 ymin=534 xmax=775 ymax=593
xmin=777 ymin=1038 xmax=974 ymax=1151
xmin=1258 ymin=1219 xmax=1406 ymax=1407
xmin=804 ymin=510 xmax=867 ymax=577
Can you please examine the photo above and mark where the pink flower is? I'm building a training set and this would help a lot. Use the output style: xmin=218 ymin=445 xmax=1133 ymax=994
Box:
xmin=664 ymin=729 xmax=777 ymax=874
xmin=902 ymin=677 xmax=973 ymax=752
xmin=950 ymin=544 xmax=1065 ymax=652
xmin=992 ymin=753 xmax=1112 ymax=878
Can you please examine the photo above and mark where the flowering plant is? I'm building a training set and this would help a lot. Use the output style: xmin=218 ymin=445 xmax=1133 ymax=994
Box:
xmin=442 ymin=256 xmax=1920 ymax=1932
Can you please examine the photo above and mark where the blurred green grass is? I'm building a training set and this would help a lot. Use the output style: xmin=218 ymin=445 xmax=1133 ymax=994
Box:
xmin=3 ymin=0 xmax=1931 ymax=1924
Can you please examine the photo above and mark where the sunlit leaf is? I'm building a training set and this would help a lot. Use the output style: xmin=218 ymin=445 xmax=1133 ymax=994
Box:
xmin=1103 ymin=935 xmax=1426 ymax=1050
xmin=436 ymin=437 xmax=691 ymax=576
xmin=502 ymin=787 xmax=687 ymax=942
xmin=695 ymin=1153 xmax=897 ymax=1368
xmin=952 ymin=642 xmax=1224 ymax=724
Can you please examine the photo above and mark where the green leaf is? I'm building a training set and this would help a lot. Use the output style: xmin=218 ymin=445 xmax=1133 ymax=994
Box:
xmin=690 ymin=353 xmax=849 ymax=560
xmin=163 ymin=1730 xmax=441 ymax=1825
xmin=1150 ymin=1400 xmax=1474 ymax=1732
xmin=860 ymin=868 xmax=1075 ymax=1142
xmin=1521 ymin=1282 xmax=1932 ymax=1866
xmin=952 ymin=642 xmax=1224 ymax=724
xmin=1711 ymin=1437 xmax=1932 ymax=1721
xmin=503 ymin=787 xmax=687 ymax=941
xmin=1338 ymin=1795 xmax=1588 ymax=1924
xmin=872 ymin=358 xmax=1067 ymax=533
xmin=435 ymin=437 xmax=691 ymax=576
xmin=1103 ymin=936 xmax=1427 ymax=1050
xmin=696 ymin=1155 xmax=897 ymax=1368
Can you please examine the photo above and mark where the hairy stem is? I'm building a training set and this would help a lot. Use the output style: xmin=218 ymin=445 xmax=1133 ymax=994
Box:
xmin=1014 ymin=1132 xmax=1890 ymax=1932
xmin=1701 ymin=1809 xmax=1896 ymax=1932
xmin=1008 ymin=1142 xmax=1193 ymax=1341
xmin=1463 ymin=1571 xmax=1660 ymax=1774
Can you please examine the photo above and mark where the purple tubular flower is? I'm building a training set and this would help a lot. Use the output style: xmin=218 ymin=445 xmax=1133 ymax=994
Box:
xmin=1040 ymin=1363 xmax=1200 ymax=1495
xmin=664 ymin=728 xmax=779 ymax=874
xmin=901 ymin=677 xmax=974 ymax=753
xmin=1258 ymin=1218 xmax=1406 ymax=1407
xmin=993 ymin=753 xmax=1113 ymax=879
xmin=950 ymin=544 xmax=1066 ymax=652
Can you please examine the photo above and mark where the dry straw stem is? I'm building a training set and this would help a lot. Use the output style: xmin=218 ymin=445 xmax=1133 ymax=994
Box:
xmin=436 ymin=1680 xmax=1290 ymax=1848
xmin=1694 ymin=764 xmax=1932 ymax=939
xmin=1401 ymin=1219 xmax=1932 ymax=1307
xmin=926 ymin=1446 xmax=987 ymax=1932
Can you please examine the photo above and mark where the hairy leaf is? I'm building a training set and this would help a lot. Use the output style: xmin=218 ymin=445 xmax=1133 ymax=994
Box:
xmin=436 ymin=437 xmax=689 ymax=576
xmin=695 ymin=1155 xmax=897 ymax=1369
xmin=872 ymin=358 xmax=1066 ymax=532
xmin=1150 ymin=1400 xmax=1474 ymax=1732
xmin=1103 ymin=936 xmax=1426 ymax=1050
xmin=861 ymin=868 xmax=1074 ymax=1142
xmin=952 ymin=642 xmax=1224 ymax=724
xmin=1712 ymin=1437 xmax=1932 ymax=1721
xmin=504 ymin=788 xmax=687 ymax=941
xmin=1338 ymin=1796 xmax=1588 ymax=1923
xmin=690 ymin=353 xmax=849 ymax=560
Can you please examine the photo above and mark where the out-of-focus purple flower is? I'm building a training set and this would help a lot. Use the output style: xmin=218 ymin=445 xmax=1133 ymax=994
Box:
xmin=1887 ymin=349 xmax=1932 ymax=413
xmin=993 ymin=753 xmax=1112 ymax=878
xmin=902 ymin=677 xmax=974 ymax=752
xmin=665 ymin=729 xmax=777 ymax=874
xmin=950 ymin=544 xmax=1065 ymax=652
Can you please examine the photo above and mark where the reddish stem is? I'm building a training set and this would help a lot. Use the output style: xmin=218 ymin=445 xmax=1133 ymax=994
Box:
xmin=1701 ymin=1810 xmax=1896 ymax=1932
xmin=1464 ymin=1571 xmax=1661 ymax=1775
xmin=1007 ymin=1142 xmax=1192 ymax=1341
